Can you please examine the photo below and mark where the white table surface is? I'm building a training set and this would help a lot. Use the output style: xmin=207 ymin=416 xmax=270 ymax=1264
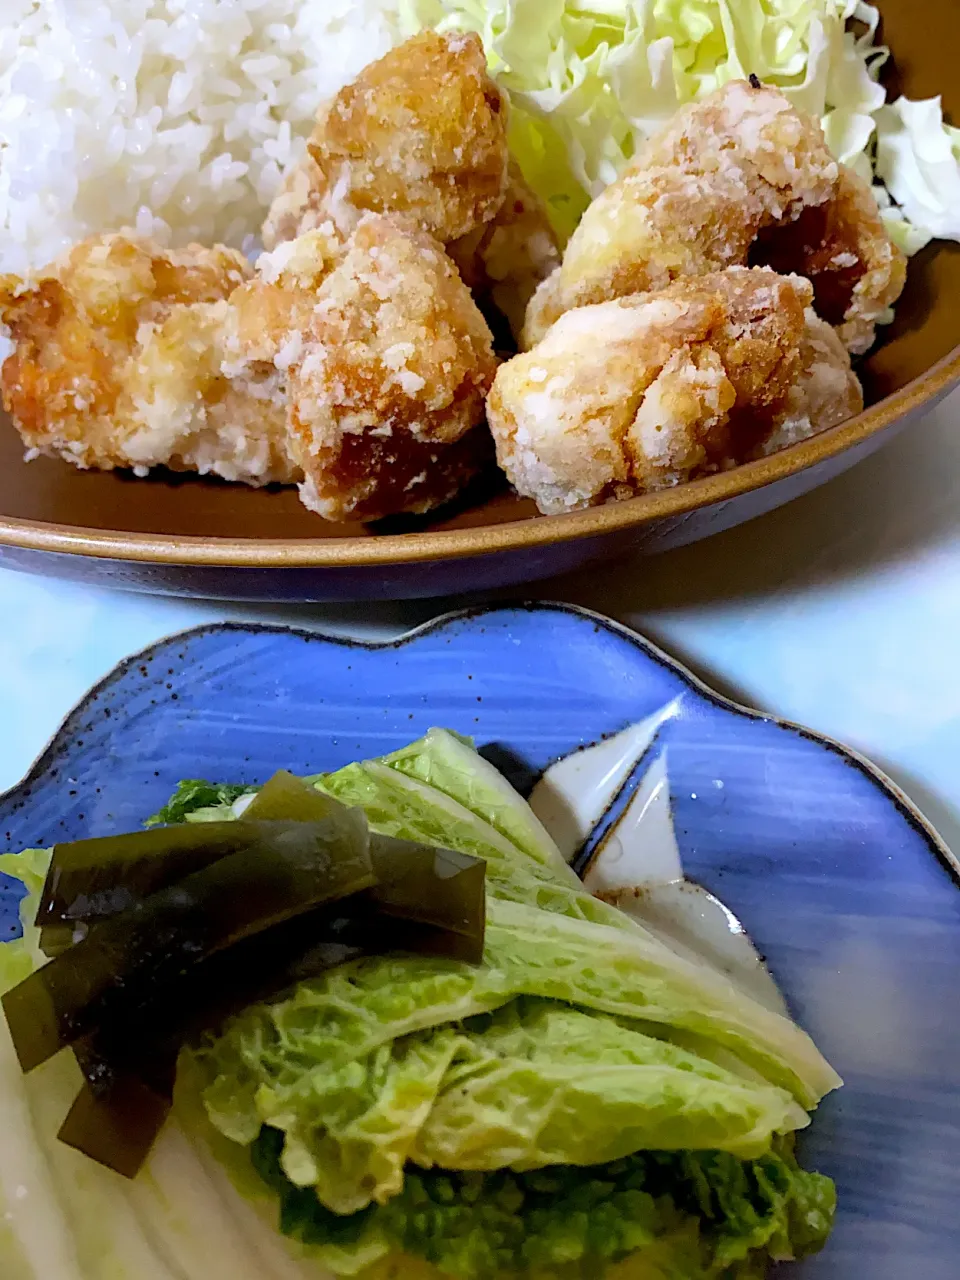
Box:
xmin=3 ymin=388 xmax=959 ymax=852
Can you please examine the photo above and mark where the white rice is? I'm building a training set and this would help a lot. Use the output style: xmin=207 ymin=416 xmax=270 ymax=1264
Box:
xmin=0 ymin=0 xmax=408 ymax=274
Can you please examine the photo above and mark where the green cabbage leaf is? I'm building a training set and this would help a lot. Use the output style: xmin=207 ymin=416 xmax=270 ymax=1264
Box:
xmin=0 ymin=730 xmax=840 ymax=1279
xmin=251 ymin=1125 xmax=836 ymax=1279
xmin=186 ymin=731 xmax=838 ymax=1244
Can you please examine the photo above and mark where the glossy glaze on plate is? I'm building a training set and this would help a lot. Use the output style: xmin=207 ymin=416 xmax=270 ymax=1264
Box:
xmin=0 ymin=0 xmax=958 ymax=600
xmin=1 ymin=603 xmax=958 ymax=1277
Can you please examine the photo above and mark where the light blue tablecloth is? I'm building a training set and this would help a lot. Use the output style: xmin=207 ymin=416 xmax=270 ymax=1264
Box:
xmin=3 ymin=390 xmax=958 ymax=851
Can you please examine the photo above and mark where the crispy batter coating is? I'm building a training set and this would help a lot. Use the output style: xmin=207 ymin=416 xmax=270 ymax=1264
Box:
xmin=1 ymin=218 xmax=497 ymax=520
xmin=752 ymin=164 xmax=907 ymax=356
xmin=261 ymin=149 xmax=328 ymax=253
xmin=447 ymin=162 xmax=561 ymax=343
xmin=262 ymin=31 xmax=509 ymax=252
xmin=230 ymin=215 xmax=498 ymax=521
xmin=522 ymin=80 xmax=839 ymax=349
xmin=490 ymin=267 xmax=863 ymax=514
xmin=757 ymin=309 xmax=864 ymax=456
xmin=0 ymin=234 xmax=296 ymax=483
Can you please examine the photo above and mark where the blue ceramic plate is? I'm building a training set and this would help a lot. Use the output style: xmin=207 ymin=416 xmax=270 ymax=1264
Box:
xmin=2 ymin=603 xmax=958 ymax=1279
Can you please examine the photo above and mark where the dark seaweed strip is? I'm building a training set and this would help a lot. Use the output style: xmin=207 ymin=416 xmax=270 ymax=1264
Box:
xmin=247 ymin=772 xmax=487 ymax=960
xmin=370 ymin=836 xmax=486 ymax=962
xmin=39 ymin=925 xmax=81 ymax=960
xmin=3 ymin=818 xmax=374 ymax=1073
xmin=38 ymin=822 xmax=268 ymax=929
xmin=73 ymin=1039 xmax=177 ymax=1101
xmin=57 ymin=1075 xmax=172 ymax=1180
xmin=36 ymin=810 xmax=360 ymax=930
xmin=242 ymin=770 xmax=347 ymax=824
xmin=42 ymin=775 xmax=486 ymax=965
xmin=12 ymin=771 xmax=487 ymax=1178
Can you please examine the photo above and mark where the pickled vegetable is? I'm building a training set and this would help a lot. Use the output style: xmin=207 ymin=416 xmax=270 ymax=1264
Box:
xmin=242 ymin=770 xmax=347 ymax=824
xmin=57 ymin=1074 xmax=172 ymax=1179
xmin=89 ymin=904 xmax=370 ymax=1075
xmin=71 ymin=905 xmax=479 ymax=1178
xmin=90 ymin=895 xmax=483 ymax=1086
xmin=36 ymin=807 xmax=364 ymax=931
xmin=3 ymin=819 xmax=375 ymax=1073
xmin=57 ymin=915 xmax=368 ymax=1179
xmin=370 ymin=836 xmax=485 ymax=961
xmin=4 ymin=773 xmax=487 ymax=1178
xmin=247 ymin=772 xmax=486 ymax=960
xmin=37 ymin=783 xmax=484 ymax=963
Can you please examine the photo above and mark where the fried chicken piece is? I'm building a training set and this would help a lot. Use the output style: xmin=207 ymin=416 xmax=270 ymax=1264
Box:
xmin=756 ymin=309 xmax=864 ymax=456
xmin=0 ymin=234 xmax=296 ymax=484
xmin=1 ymin=219 xmax=496 ymax=521
xmin=262 ymin=31 xmax=509 ymax=251
xmin=261 ymin=149 xmax=328 ymax=253
xmin=751 ymin=165 xmax=906 ymax=356
xmin=124 ymin=303 xmax=296 ymax=483
xmin=521 ymin=80 xmax=840 ymax=350
xmin=447 ymin=162 xmax=561 ymax=343
xmin=489 ymin=267 xmax=863 ymax=514
xmin=260 ymin=32 xmax=554 ymax=343
xmin=229 ymin=215 xmax=497 ymax=521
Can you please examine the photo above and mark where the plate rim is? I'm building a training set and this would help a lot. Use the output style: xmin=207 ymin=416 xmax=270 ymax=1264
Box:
xmin=0 ymin=342 xmax=957 ymax=569
xmin=2 ymin=600 xmax=957 ymax=891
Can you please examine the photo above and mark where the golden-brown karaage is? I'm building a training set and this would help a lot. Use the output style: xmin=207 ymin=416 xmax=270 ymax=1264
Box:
xmin=0 ymin=234 xmax=297 ymax=484
xmin=260 ymin=33 xmax=560 ymax=344
xmin=0 ymin=52 xmax=889 ymax=530
xmin=262 ymin=31 xmax=509 ymax=250
xmin=447 ymin=162 xmax=561 ymax=342
xmin=751 ymin=164 xmax=907 ymax=355
xmin=490 ymin=267 xmax=863 ymax=514
xmin=756 ymin=310 xmax=864 ymax=456
xmin=521 ymin=80 xmax=839 ymax=349
xmin=231 ymin=214 xmax=498 ymax=521
xmin=1 ymin=216 xmax=498 ymax=520
xmin=521 ymin=79 xmax=904 ymax=356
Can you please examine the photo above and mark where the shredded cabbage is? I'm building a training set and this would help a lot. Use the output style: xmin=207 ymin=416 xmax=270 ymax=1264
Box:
xmin=875 ymin=96 xmax=960 ymax=249
xmin=402 ymin=0 xmax=960 ymax=249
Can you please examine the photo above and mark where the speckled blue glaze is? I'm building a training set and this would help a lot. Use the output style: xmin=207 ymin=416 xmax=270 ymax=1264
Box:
xmin=1 ymin=603 xmax=958 ymax=1279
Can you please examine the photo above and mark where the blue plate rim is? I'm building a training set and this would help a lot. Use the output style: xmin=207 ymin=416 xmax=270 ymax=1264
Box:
xmin=2 ymin=599 xmax=957 ymax=890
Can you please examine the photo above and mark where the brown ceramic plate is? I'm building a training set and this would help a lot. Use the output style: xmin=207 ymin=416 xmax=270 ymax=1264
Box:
xmin=0 ymin=0 xmax=958 ymax=603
